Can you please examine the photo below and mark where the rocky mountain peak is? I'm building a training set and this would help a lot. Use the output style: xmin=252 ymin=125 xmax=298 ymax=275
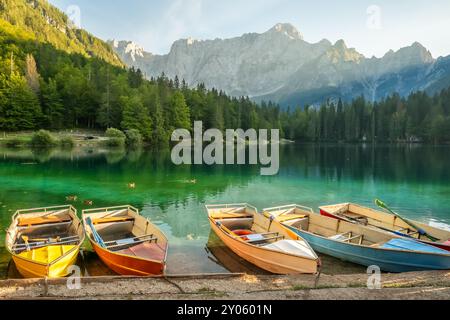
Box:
xmin=382 ymin=42 xmax=434 ymax=66
xmin=267 ymin=23 xmax=303 ymax=40
xmin=334 ymin=39 xmax=347 ymax=49
xmin=109 ymin=40 xmax=147 ymax=62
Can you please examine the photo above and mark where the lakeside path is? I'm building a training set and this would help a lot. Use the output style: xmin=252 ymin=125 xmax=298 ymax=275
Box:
xmin=1 ymin=271 xmax=449 ymax=300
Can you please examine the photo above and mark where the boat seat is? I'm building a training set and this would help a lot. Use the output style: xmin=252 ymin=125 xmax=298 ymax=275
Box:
xmin=13 ymin=235 xmax=80 ymax=252
xmin=329 ymin=232 xmax=364 ymax=244
xmin=211 ymin=213 xmax=253 ymax=220
xmin=249 ymin=235 xmax=285 ymax=244
xmin=246 ymin=233 xmax=285 ymax=244
xmin=18 ymin=220 xmax=73 ymax=231
xmin=105 ymin=234 xmax=157 ymax=249
xmin=395 ymin=228 xmax=420 ymax=238
xmin=245 ymin=234 xmax=266 ymax=242
xmin=92 ymin=217 xmax=135 ymax=225
xmin=17 ymin=217 xmax=71 ymax=227
xmin=349 ymin=215 xmax=368 ymax=224
xmin=276 ymin=214 xmax=307 ymax=223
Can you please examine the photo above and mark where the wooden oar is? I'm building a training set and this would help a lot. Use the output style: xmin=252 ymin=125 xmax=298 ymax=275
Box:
xmin=375 ymin=199 xmax=440 ymax=242
xmin=85 ymin=217 xmax=106 ymax=248
xmin=22 ymin=236 xmax=62 ymax=243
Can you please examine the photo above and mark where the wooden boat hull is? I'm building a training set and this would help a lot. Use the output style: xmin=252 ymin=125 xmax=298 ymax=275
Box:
xmin=319 ymin=204 xmax=450 ymax=251
xmin=11 ymin=246 xmax=80 ymax=278
xmin=208 ymin=218 xmax=318 ymax=275
xmin=287 ymin=226 xmax=450 ymax=273
xmin=90 ymin=240 xmax=165 ymax=276
xmin=5 ymin=205 xmax=84 ymax=279
xmin=83 ymin=206 xmax=168 ymax=276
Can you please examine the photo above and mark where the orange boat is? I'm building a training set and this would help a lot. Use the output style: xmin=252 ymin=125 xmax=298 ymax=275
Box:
xmin=206 ymin=204 xmax=320 ymax=274
xmin=82 ymin=205 xmax=168 ymax=276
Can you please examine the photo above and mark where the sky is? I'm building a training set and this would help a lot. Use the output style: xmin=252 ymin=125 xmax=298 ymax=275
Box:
xmin=48 ymin=0 xmax=450 ymax=58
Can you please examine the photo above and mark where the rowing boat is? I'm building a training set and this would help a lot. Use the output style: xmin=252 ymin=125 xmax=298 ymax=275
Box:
xmin=82 ymin=205 xmax=168 ymax=276
xmin=265 ymin=204 xmax=450 ymax=273
xmin=319 ymin=203 xmax=450 ymax=251
xmin=5 ymin=205 xmax=84 ymax=278
xmin=206 ymin=204 xmax=320 ymax=274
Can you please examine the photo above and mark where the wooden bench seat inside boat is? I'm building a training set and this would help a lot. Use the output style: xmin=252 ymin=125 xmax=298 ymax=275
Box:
xmin=210 ymin=212 xmax=253 ymax=220
xmin=92 ymin=217 xmax=135 ymax=225
xmin=216 ymin=218 xmax=253 ymax=231
xmin=105 ymin=234 xmax=158 ymax=249
xmin=230 ymin=228 xmax=285 ymax=244
xmin=248 ymin=234 xmax=285 ymax=244
xmin=283 ymin=216 xmax=310 ymax=231
xmin=329 ymin=232 xmax=364 ymax=244
xmin=116 ymin=242 xmax=166 ymax=261
xmin=18 ymin=216 xmax=71 ymax=227
xmin=276 ymin=214 xmax=307 ymax=223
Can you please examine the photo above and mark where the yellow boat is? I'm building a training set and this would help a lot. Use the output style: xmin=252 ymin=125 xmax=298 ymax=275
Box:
xmin=206 ymin=204 xmax=320 ymax=274
xmin=5 ymin=205 xmax=85 ymax=278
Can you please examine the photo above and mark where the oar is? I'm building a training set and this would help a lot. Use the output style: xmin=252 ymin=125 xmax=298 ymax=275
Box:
xmin=375 ymin=199 xmax=440 ymax=242
xmin=335 ymin=214 xmax=417 ymax=238
xmin=85 ymin=217 xmax=106 ymax=248
xmin=22 ymin=236 xmax=61 ymax=243
xmin=21 ymin=236 xmax=31 ymax=251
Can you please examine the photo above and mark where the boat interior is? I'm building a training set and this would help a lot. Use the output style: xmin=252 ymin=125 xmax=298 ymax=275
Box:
xmin=321 ymin=203 xmax=450 ymax=243
xmin=83 ymin=206 xmax=168 ymax=262
xmin=207 ymin=204 xmax=317 ymax=258
xmin=264 ymin=205 xmax=405 ymax=248
xmin=207 ymin=204 xmax=286 ymax=244
xmin=6 ymin=206 xmax=83 ymax=255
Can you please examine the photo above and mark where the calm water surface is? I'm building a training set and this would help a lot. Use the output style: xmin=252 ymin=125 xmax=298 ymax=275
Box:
xmin=1 ymin=144 xmax=449 ymax=278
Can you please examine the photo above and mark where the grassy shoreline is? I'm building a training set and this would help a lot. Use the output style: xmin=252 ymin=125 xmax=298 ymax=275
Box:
xmin=0 ymin=130 xmax=107 ymax=148
xmin=2 ymin=130 xmax=449 ymax=148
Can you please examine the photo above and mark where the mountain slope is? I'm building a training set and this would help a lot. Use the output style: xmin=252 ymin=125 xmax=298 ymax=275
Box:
xmin=112 ymin=23 xmax=450 ymax=106
xmin=0 ymin=0 xmax=123 ymax=67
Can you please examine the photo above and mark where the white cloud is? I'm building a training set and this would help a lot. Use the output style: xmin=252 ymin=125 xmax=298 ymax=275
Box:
xmin=135 ymin=0 xmax=286 ymax=54
xmin=135 ymin=0 xmax=204 ymax=54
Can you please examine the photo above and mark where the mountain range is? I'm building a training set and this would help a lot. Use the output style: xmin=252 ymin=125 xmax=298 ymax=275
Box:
xmin=110 ymin=23 xmax=450 ymax=107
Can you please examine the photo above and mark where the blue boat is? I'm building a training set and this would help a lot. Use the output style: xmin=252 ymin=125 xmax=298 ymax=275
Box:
xmin=263 ymin=205 xmax=450 ymax=273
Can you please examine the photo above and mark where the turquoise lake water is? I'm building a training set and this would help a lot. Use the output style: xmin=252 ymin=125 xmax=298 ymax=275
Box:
xmin=1 ymin=144 xmax=449 ymax=277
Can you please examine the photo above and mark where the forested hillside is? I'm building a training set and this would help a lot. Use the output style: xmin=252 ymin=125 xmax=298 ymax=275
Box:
xmin=0 ymin=0 xmax=449 ymax=144
xmin=0 ymin=0 xmax=122 ymax=66
xmin=0 ymin=12 xmax=281 ymax=144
